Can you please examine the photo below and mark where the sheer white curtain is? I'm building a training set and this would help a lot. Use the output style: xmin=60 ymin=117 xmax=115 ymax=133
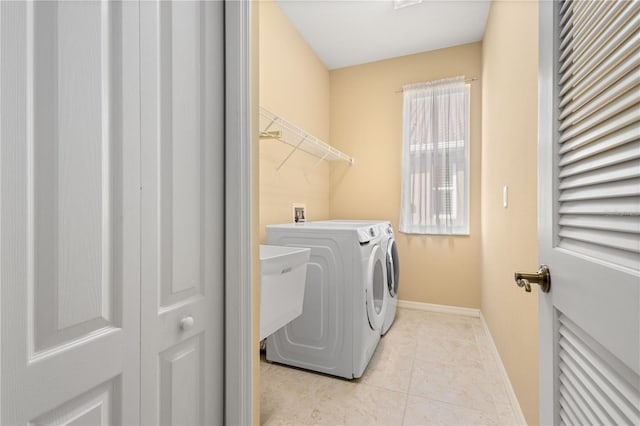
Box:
xmin=400 ymin=76 xmax=470 ymax=235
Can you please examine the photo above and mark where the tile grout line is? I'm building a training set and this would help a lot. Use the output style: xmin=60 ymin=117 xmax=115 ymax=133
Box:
xmin=473 ymin=323 xmax=505 ymax=422
xmin=400 ymin=333 xmax=418 ymax=425
xmin=262 ymin=308 xmax=524 ymax=425
xmin=404 ymin=309 xmax=511 ymax=422
xmin=479 ymin=312 xmax=528 ymax=426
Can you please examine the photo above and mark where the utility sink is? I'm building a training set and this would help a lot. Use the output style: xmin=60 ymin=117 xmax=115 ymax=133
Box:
xmin=259 ymin=245 xmax=311 ymax=340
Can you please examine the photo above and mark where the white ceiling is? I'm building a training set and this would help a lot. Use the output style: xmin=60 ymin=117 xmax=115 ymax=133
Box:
xmin=276 ymin=0 xmax=491 ymax=70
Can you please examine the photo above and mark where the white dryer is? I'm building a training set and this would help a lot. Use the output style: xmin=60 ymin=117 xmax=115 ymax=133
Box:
xmin=381 ymin=224 xmax=399 ymax=335
xmin=315 ymin=220 xmax=399 ymax=335
xmin=265 ymin=222 xmax=387 ymax=379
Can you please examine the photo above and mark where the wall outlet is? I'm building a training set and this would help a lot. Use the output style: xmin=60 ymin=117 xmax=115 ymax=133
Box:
xmin=292 ymin=203 xmax=306 ymax=223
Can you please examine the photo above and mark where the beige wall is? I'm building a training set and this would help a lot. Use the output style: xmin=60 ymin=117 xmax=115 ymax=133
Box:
xmin=259 ymin=1 xmax=331 ymax=242
xmin=329 ymin=43 xmax=482 ymax=308
xmin=257 ymin=1 xmax=331 ymax=421
xmin=481 ymin=1 xmax=539 ymax=424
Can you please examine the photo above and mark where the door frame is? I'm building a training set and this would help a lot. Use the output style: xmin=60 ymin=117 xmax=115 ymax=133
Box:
xmin=224 ymin=1 xmax=254 ymax=424
xmin=537 ymin=0 xmax=556 ymax=423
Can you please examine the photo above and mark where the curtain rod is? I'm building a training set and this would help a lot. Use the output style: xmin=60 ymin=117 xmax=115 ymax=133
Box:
xmin=395 ymin=77 xmax=478 ymax=93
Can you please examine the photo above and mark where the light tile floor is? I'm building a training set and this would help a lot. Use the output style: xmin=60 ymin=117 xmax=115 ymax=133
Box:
xmin=261 ymin=308 xmax=523 ymax=425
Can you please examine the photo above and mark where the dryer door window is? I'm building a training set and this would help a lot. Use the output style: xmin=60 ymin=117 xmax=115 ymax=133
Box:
xmin=386 ymin=239 xmax=399 ymax=297
xmin=366 ymin=245 xmax=386 ymax=330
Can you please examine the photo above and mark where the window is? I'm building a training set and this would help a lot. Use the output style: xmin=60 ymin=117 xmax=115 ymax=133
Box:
xmin=400 ymin=77 xmax=470 ymax=235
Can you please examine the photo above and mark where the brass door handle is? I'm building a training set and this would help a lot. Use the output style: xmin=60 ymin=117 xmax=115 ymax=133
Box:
xmin=514 ymin=265 xmax=551 ymax=293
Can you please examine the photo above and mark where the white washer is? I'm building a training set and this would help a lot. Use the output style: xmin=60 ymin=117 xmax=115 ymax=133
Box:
xmin=315 ymin=220 xmax=399 ymax=335
xmin=265 ymin=222 xmax=386 ymax=379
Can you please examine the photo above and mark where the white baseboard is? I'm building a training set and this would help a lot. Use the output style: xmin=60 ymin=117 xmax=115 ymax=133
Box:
xmin=397 ymin=299 xmax=480 ymax=317
xmin=479 ymin=312 xmax=528 ymax=426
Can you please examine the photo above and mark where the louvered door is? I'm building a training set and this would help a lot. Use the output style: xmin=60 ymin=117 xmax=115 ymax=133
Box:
xmin=539 ymin=1 xmax=639 ymax=424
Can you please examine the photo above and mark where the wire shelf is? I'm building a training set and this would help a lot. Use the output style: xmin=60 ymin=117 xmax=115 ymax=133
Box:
xmin=259 ymin=107 xmax=355 ymax=171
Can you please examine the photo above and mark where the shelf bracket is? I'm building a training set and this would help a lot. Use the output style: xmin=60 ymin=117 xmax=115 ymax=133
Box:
xmin=305 ymin=152 xmax=329 ymax=177
xmin=276 ymin=135 xmax=307 ymax=171
xmin=303 ymin=152 xmax=330 ymax=183
xmin=260 ymin=130 xmax=282 ymax=139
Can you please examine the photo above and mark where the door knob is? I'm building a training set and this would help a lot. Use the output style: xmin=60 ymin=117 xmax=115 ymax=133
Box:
xmin=179 ymin=315 xmax=195 ymax=331
xmin=514 ymin=265 xmax=551 ymax=293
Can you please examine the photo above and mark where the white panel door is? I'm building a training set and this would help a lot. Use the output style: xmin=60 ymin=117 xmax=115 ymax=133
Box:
xmin=140 ymin=1 xmax=224 ymax=425
xmin=1 ymin=1 xmax=141 ymax=424
xmin=538 ymin=1 xmax=639 ymax=424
